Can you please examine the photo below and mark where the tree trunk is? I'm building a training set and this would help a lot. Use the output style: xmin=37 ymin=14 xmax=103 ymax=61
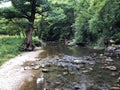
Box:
xmin=20 ymin=0 xmax=36 ymax=51
xmin=20 ymin=22 xmax=34 ymax=51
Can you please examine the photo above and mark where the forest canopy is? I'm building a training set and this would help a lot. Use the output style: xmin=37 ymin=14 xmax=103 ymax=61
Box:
xmin=0 ymin=0 xmax=120 ymax=49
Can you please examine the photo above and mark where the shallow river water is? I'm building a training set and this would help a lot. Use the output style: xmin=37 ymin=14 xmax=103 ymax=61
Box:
xmin=23 ymin=42 xmax=120 ymax=90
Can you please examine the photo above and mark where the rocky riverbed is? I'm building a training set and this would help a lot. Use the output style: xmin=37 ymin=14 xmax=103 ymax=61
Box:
xmin=22 ymin=53 xmax=120 ymax=90
xmin=105 ymin=45 xmax=120 ymax=57
xmin=0 ymin=43 xmax=120 ymax=90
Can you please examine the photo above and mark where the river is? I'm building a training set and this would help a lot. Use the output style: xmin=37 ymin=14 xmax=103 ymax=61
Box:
xmin=22 ymin=42 xmax=120 ymax=90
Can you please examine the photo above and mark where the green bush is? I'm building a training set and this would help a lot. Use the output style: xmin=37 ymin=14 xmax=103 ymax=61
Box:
xmin=0 ymin=35 xmax=23 ymax=65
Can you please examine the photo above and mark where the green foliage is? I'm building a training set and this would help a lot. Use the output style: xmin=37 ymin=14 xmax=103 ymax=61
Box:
xmin=89 ymin=0 xmax=120 ymax=38
xmin=0 ymin=0 xmax=51 ymax=38
xmin=74 ymin=0 xmax=97 ymax=43
xmin=0 ymin=35 xmax=23 ymax=65
xmin=0 ymin=17 xmax=27 ymax=35
xmin=74 ymin=0 xmax=120 ymax=45
xmin=33 ymin=36 xmax=45 ymax=46
xmin=0 ymin=6 xmax=22 ymax=19
xmin=0 ymin=0 xmax=120 ymax=47
xmin=39 ymin=0 xmax=75 ymax=41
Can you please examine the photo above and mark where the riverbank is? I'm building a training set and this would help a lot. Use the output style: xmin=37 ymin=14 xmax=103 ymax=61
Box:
xmin=0 ymin=48 xmax=42 ymax=90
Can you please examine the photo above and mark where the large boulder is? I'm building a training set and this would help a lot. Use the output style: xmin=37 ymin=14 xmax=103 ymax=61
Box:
xmin=105 ymin=45 xmax=120 ymax=57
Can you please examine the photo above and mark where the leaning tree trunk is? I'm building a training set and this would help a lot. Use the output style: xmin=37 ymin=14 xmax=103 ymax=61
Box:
xmin=20 ymin=0 xmax=36 ymax=51
xmin=21 ymin=22 xmax=34 ymax=51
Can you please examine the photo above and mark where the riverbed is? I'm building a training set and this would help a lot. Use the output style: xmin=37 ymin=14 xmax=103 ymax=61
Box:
xmin=23 ymin=42 xmax=120 ymax=90
xmin=0 ymin=42 xmax=120 ymax=90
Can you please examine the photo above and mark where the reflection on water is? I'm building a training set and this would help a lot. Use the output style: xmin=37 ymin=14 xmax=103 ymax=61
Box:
xmin=22 ymin=42 xmax=120 ymax=90
xmin=37 ymin=42 xmax=120 ymax=90
xmin=39 ymin=42 xmax=102 ymax=59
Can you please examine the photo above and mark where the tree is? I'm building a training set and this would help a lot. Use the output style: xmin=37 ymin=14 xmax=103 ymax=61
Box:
xmin=74 ymin=0 xmax=95 ymax=44
xmin=73 ymin=0 xmax=120 ymax=46
xmin=0 ymin=0 xmax=50 ymax=51
xmin=0 ymin=17 xmax=26 ymax=35
xmin=89 ymin=0 xmax=120 ymax=39
xmin=39 ymin=0 xmax=75 ymax=41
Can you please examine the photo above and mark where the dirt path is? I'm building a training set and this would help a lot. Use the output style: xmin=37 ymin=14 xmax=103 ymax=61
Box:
xmin=0 ymin=48 xmax=43 ymax=90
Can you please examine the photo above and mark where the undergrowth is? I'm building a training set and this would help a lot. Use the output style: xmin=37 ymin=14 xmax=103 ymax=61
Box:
xmin=0 ymin=35 xmax=23 ymax=65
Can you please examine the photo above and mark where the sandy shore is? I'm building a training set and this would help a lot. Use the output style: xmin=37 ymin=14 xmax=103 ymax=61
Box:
xmin=0 ymin=48 xmax=43 ymax=90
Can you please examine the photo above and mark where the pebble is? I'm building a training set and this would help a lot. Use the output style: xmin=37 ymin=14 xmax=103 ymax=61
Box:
xmin=110 ymin=87 xmax=120 ymax=90
xmin=46 ymin=64 xmax=51 ymax=67
xmin=31 ymin=63 xmax=35 ymax=66
xmin=111 ymin=72 xmax=116 ymax=77
xmin=63 ymin=72 xmax=68 ymax=75
xmin=33 ymin=65 xmax=40 ymax=70
xmin=36 ymin=77 xmax=44 ymax=84
xmin=55 ymin=82 xmax=61 ymax=85
xmin=82 ymin=70 xmax=89 ymax=73
xmin=105 ymin=57 xmax=113 ymax=62
xmin=56 ymin=74 xmax=61 ymax=78
xmin=70 ymin=72 xmax=75 ymax=75
xmin=24 ymin=66 xmax=31 ymax=70
xmin=41 ymin=64 xmax=45 ymax=68
xmin=74 ymin=84 xmax=80 ymax=90
xmin=73 ymin=60 xmax=80 ymax=64
xmin=117 ymin=77 xmax=120 ymax=84
xmin=105 ymin=66 xmax=117 ymax=71
xmin=76 ymin=65 xmax=80 ymax=70
xmin=42 ymin=69 xmax=49 ymax=73
xmin=55 ymin=88 xmax=61 ymax=90
xmin=64 ymin=67 xmax=68 ymax=71
xmin=89 ymin=68 xmax=93 ymax=71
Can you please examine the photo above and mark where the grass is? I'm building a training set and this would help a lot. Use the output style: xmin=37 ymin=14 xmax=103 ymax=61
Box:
xmin=0 ymin=35 xmax=23 ymax=65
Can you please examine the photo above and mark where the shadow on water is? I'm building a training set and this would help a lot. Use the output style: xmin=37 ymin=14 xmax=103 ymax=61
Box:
xmin=21 ymin=42 xmax=120 ymax=90
xmin=39 ymin=42 xmax=103 ymax=59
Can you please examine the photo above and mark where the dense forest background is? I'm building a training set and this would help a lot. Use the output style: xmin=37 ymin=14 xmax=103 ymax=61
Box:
xmin=0 ymin=0 xmax=120 ymax=48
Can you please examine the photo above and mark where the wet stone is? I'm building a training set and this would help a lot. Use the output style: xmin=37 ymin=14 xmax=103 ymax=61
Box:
xmin=73 ymin=82 xmax=78 ymax=85
xmin=81 ymin=61 xmax=88 ymax=64
xmin=56 ymin=74 xmax=62 ymax=78
xmin=105 ymin=57 xmax=113 ymax=62
xmin=73 ymin=60 xmax=82 ymax=64
xmin=41 ymin=64 xmax=45 ymax=68
xmin=46 ymin=64 xmax=51 ymax=67
xmin=56 ymin=59 xmax=62 ymax=62
xmin=84 ymin=56 xmax=91 ymax=60
xmin=110 ymin=87 xmax=120 ymax=90
xmin=24 ymin=66 xmax=31 ymax=70
xmin=105 ymin=66 xmax=117 ymax=71
xmin=117 ymin=77 xmax=120 ymax=84
xmin=31 ymin=63 xmax=35 ymax=66
xmin=89 ymin=61 xmax=95 ymax=65
xmin=64 ymin=67 xmax=68 ymax=71
xmin=37 ymin=77 xmax=44 ymax=84
xmin=89 ymin=68 xmax=93 ymax=71
xmin=33 ymin=65 xmax=40 ymax=70
xmin=55 ymin=88 xmax=61 ymax=90
xmin=111 ymin=72 xmax=116 ymax=77
xmin=63 ymin=72 xmax=68 ymax=75
xmin=82 ymin=70 xmax=89 ymax=73
xmin=42 ymin=69 xmax=49 ymax=73
xmin=76 ymin=65 xmax=80 ymax=70
xmin=55 ymin=82 xmax=61 ymax=85
xmin=70 ymin=72 xmax=75 ymax=75
xmin=74 ymin=84 xmax=80 ymax=90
